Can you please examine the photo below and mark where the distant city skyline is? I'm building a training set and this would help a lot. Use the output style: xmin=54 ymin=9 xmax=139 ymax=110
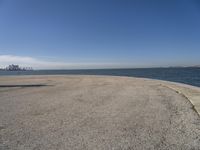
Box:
xmin=0 ymin=0 xmax=200 ymax=69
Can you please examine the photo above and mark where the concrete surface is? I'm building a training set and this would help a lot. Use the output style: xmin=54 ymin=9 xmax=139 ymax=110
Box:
xmin=159 ymin=81 xmax=200 ymax=116
xmin=0 ymin=75 xmax=200 ymax=150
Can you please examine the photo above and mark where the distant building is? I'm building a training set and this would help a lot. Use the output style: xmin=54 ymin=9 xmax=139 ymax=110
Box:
xmin=5 ymin=64 xmax=33 ymax=71
xmin=6 ymin=64 xmax=21 ymax=71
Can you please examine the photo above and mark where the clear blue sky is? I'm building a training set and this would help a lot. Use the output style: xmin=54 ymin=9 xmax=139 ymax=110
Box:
xmin=0 ymin=0 xmax=200 ymax=69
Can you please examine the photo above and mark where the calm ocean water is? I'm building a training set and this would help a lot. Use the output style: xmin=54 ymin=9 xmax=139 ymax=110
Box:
xmin=0 ymin=67 xmax=200 ymax=87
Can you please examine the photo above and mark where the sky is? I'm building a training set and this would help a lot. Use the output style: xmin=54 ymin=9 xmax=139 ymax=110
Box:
xmin=0 ymin=0 xmax=200 ymax=69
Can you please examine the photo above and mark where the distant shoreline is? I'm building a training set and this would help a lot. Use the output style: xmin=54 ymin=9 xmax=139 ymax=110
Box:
xmin=0 ymin=66 xmax=200 ymax=71
xmin=0 ymin=67 xmax=200 ymax=88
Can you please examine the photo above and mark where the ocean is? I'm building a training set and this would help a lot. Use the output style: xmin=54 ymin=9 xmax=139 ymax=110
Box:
xmin=0 ymin=67 xmax=200 ymax=87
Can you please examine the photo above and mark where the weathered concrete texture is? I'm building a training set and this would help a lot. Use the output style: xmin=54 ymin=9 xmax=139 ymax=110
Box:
xmin=0 ymin=75 xmax=200 ymax=150
xmin=160 ymin=81 xmax=200 ymax=116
